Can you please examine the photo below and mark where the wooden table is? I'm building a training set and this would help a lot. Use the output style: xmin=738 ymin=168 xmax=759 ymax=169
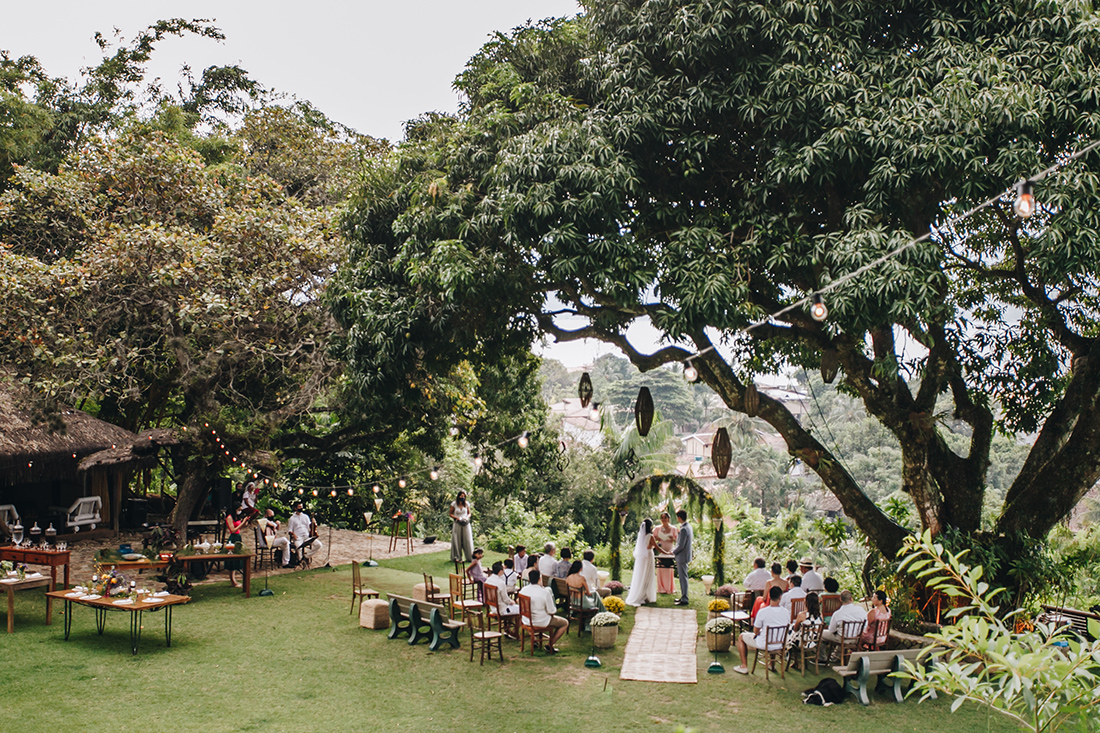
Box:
xmin=388 ymin=517 xmax=412 ymax=554
xmin=2 ymin=575 xmax=53 ymax=633
xmin=0 ymin=546 xmax=71 ymax=590
xmin=108 ymin=553 xmax=253 ymax=597
xmin=47 ymin=589 xmax=190 ymax=654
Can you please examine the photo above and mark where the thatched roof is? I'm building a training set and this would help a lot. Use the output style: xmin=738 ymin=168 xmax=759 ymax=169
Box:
xmin=78 ymin=429 xmax=178 ymax=472
xmin=0 ymin=380 xmax=139 ymax=485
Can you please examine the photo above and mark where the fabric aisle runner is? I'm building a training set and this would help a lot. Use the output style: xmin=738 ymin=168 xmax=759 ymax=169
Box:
xmin=619 ymin=606 xmax=698 ymax=683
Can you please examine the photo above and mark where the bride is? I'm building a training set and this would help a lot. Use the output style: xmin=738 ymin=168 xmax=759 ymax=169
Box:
xmin=625 ymin=518 xmax=658 ymax=607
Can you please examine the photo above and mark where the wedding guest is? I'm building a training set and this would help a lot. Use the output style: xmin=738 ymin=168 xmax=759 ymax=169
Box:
xmin=788 ymin=592 xmax=823 ymax=667
xmin=821 ymin=591 xmax=867 ymax=650
xmin=652 ymin=511 xmax=679 ymax=594
xmin=861 ymin=590 xmax=891 ymax=648
xmin=467 ymin=547 xmax=487 ymax=600
xmin=580 ymin=550 xmax=611 ymax=598
xmin=734 ymin=585 xmax=790 ymax=674
xmin=513 ymin=545 xmax=529 ymax=576
xmin=288 ymin=501 xmax=321 ymax=565
xmin=518 ymin=569 xmax=568 ymax=653
xmin=223 ymin=506 xmax=247 ymax=587
xmin=764 ymin=562 xmax=788 ymax=596
xmin=502 ymin=558 xmax=519 ymax=590
xmin=785 ymin=559 xmax=799 ymax=584
xmin=780 ymin=574 xmax=806 ymax=610
xmin=449 ymin=491 xmax=474 ymax=564
xmin=485 ymin=561 xmax=519 ymax=615
xmin=554 ymin=547 xmax=573 ymax=579
xmin=793 ymin=591 xmax=822 ymax=627
xmin=257 ymin=509 xmax=290 ymax=566
xmin=566 ymin=560 xmax=605 ymax=623
xmin=800 ymin=556 xmax=825 ymax=593
xmin=538 ymin=543 xmax=558 ymax=578
xmin=743 ymin=557 xmax=771 ymax=593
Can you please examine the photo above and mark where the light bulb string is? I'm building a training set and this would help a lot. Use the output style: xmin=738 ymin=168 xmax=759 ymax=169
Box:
xmin=680 ymin=136 xmax=1100 ymax=369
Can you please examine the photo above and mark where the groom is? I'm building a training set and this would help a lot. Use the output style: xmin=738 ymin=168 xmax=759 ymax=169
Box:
xmin=672 ymin=509 xmax=693 ymax=606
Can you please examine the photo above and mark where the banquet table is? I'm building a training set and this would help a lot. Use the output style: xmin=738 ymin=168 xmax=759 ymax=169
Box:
xmin=46 ymin=589 xmax=190 ymax=654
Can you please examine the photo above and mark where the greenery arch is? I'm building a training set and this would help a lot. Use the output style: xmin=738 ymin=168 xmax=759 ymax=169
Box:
xmin=609 ymin=474 xmax=725 ymax=587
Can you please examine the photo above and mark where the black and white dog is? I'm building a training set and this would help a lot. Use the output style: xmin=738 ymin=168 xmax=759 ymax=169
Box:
xmin=802 ymin=678 xmax=847 ymax=706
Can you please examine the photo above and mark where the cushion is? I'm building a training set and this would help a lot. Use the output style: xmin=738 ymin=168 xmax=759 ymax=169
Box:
xmin=359 ymin=599 xmax=389 ymax=630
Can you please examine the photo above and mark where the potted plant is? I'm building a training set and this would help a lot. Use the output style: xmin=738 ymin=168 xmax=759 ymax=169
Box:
xmin=705 ymin=616 xmax=735 ymax=652
xmin=603 ymin=595 xmax=626 ymax=615
xmin=715 ymin=584 xmax=736 ymax=599
xmin=707 ymin=598 xmax=730 ymax=619
xmin=591 ymin=612 xmax=621 ymax=648
xmin=604 ymin=580 xmax=624 ymax=596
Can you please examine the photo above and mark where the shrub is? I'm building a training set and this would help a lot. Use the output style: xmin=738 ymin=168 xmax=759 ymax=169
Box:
xmin=715 ymin=584 xmax=736 ymax=598
xmin=604 ymin=580 xmax=624 ymax=594
xmin=590 ymin=612 xmax=620 ymax=627
xmin=603 ymin=595 xmax=626 ymax=614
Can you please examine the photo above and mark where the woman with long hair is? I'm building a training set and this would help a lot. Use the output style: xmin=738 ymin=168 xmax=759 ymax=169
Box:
xmin=223 ymin=506 xmax=248 ymax=588
xmin=625 ymin=518 xmax=658 ymax=607
xmin=449 ymin=491 xmax=473 ymax=564
xmin=652 ymin=511 xmax=679 ymax=594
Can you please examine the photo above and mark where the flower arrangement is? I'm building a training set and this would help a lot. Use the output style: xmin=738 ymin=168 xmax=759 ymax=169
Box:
xmin=715 ymin=584 xmax=736 ymax=598
xmin=604 ymin=580 xmax=624 ymax=595
xmin=708 ymin=598 xmax=730 ymax=612
xmin=92 ymin=564 xmax=133 ymax=597
xmin=1 ymin=560 xmax=12 ymax=574
xmin=705 ymin=617 xmax=735 ymax=635
xmin=603 ymin=595 xmax=626 ymax=614
xmin=590 ymin=612 xmax=621 ymax=628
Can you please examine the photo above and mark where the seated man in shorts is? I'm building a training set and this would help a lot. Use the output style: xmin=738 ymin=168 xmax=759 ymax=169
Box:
xmin=734 ymin=585 xmax=791 ymax=674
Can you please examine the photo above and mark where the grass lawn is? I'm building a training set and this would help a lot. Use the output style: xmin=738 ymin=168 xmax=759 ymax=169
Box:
xmin=0 ymin=550 xmax=1021 ymax=732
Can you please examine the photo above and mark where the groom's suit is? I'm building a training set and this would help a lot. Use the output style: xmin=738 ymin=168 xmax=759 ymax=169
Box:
xmin=672 ymin=520 xmax=693 ymax=603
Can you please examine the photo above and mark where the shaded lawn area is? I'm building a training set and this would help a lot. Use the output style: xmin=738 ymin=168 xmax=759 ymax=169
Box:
xmin=0 ymin=550 xmax=1021 ymax=732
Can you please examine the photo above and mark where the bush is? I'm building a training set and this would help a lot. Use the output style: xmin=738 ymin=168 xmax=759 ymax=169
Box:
xmin=590 ymin=612 xmax=620 ymax=627
xmin=603 ymin=595 xmax=626 ymax=614
xmin=715 ymin=584 xmax=736 ymax=598
xmin=480 ymin=501 xmax=585 ymax=555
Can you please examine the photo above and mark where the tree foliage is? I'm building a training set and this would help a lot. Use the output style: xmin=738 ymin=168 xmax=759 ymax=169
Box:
xmin=336 ymin=1 xmax=1100 ymax=570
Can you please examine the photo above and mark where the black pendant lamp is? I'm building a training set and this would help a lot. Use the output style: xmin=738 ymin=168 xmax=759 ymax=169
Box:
xmin=821 ymin=349 xmax=840 ymax=384
xmin=635 ymin=387 xmax=654 ymax=437
xmin=712 ymin=427 xmax=732 ymax=479
xmin=578 ymin=372 xmax=594 ymax=408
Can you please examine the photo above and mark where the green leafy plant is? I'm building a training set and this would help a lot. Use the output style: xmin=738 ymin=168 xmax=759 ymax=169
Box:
xmin=898 ymin=530 xmax=1100 ymax=733
xmin=705 ymin=617 xmax=734 ymax=635
xmin=590 ymin=612 xmax=620 ymax=628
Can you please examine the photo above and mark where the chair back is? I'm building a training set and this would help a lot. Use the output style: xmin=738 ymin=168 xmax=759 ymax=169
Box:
xmin=840 ymin=618 xmax=866 ymax=642
xmin=820 ymin=594 xmax=842 ymax=621
xmin=449 ymin=573 xmax=463 ymax=599
xmin=568 ymin=585 xmax=585 ymax=613
xmin=484 ymin=582 xmax=500 ymax=616
xmin=867 ymin=617 xmax=891 ymax=649
xmin=789 ymin=596 xmax=806 ymax=619
xmin=352 ymin=560 xmax=362 ymax=590
xmin=763 ymin=624 xmax=788 ymax=651
xmin=518 ymin=592 xmax=535 ymax=629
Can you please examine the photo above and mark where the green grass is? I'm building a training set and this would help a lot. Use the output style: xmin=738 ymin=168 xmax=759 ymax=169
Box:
xmin=0 ymin=551 xmax=1021 ymax=732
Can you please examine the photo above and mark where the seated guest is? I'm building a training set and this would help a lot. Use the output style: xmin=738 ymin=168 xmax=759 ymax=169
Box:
xmin=785 ymin=559 xmax=799 ymax=585
xmin=800 ymin=556 xmax=825 ymax=593
xmin=485 ymin=561 xmax=519 ymax=615
xmin=861 ymin=590 xmax=891 ymax=647
xmin=286 ymin=501 xmax=322 ymax=566
xmin=793 ymin=592 xmax=822 ymax=627
xmin=538 ymin=543 xmax=558 ymax=578
xmin=821 ymin=590 xmax=868 ymax=648
xmin=513 ymin=545 xmax=529 ymax=576
xmin=780 ymin=574 xmax=806 ymax=610
xmin=743 ymin=557 xmax=771 ymax=593
xmin=518 ymin=569 xmax=568 ymax=653
xmin=580 ymin=550 xmax=611 ymax=598
xmin=258 ymin=509 xmax=290 ymax=563
xmin=734 ymin=586 xmax=791 ymax=674
xmin=523 ymin=553 xmax=541 ymax=583
xmin=566 ymin=560 xmax=606 ymax=616
xmin=466 ymin=547 xmax=488 ymax=600
xmin=555 ymin=547 xmax=573 ymax=579
xmin=788 ymin=592 xmax=823 ymax=663
xmin=764 ymin=562 xmax=788 ymax=598
xmin=502 ymin=558 xmax=519 ymax=591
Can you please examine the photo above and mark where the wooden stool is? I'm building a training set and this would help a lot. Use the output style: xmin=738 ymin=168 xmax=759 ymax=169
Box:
xmin=359 ymin=599 xmax=390 ymax=630
xmin=388 ymin=516 xmax=412 ymax=555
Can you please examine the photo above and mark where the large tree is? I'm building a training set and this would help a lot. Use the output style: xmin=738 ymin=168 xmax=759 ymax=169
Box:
xmin=335 ymin=0 xmax=1100 ymax=565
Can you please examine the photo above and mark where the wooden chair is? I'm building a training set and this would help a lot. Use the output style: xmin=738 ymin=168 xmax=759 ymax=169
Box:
xmin=468 ymin=606 xmax=504 ymax=665
xmin=827 ymin=619 xmax=866 ymax=667
xmin=750 ymin=625 xmax=789 ymax=680
xmin=517 ymin=593 xmax=550 ymax=655
xmin=252 ymin=525 xmax=275 ymax=571
xmin=448 ymin=573 xmax=482 ymax=621
xmin=567 ymin=585 xmax=597 ymax=635
xmin=789 ymin=596 xmax=807 ymax=620
xmin=483 ymin=582 xmax=517 ymax=637
xmin=791 ymin=621 xmax=824 ymax=676
xmin=860 ymin=617 xmax=891 ymax=651
xmin=350 ymin=561 xmax=379 ymax=615
xmin=820 ymin=594 xmax=842 ymax=623
xmin=549 ymin=577 xmax=570 ymax=614
xmin=422 ymin=573 xmax=451 ymax=611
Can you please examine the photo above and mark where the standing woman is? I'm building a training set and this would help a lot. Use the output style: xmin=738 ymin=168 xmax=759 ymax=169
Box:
xmin=223 ymin=506 xmax=247 ymax=588
xmin=625 ymin=519 xmax=658 ymax=607
xmin=449 ymin=491 xmax=474 ymax=564
xmin=652 ymin=511 xmax=679 ymax=595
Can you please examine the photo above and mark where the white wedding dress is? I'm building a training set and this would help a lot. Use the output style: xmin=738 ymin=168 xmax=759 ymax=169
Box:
xmin=625 ymin=525 xmax=657 ymax=607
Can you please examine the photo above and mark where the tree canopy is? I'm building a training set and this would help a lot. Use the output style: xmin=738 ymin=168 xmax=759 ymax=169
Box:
xmin=335 ymin=0 xmax=1100 ymax=564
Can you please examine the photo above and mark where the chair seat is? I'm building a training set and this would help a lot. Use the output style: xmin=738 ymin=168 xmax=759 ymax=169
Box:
xmin=355 ymin=588 xmax=380 ymax=598
xmin=474 ymin=631 xmax=504 ymax=640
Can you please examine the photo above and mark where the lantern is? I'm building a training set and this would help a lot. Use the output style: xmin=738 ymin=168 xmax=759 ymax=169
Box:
xmin=743 ymin=382 xmax=759 ymax=418
xmin=821 ymin=349 xmax=840 ymax=384
xmin=634 ymin=387 xmax=654 ymax=437
xmin=578 ymin=372 xmax=594 ymax=408
xmin=712 ymin=427 xmax=732 ymax=479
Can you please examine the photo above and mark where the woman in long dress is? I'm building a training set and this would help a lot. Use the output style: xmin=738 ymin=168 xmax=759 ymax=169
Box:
xmin=449 ymin=491 xmax=474 ymax=564
xmin=652 ymin=511 xmax=679 ymax=594
xmin=625 ymin=518 xmax=658 ymax=607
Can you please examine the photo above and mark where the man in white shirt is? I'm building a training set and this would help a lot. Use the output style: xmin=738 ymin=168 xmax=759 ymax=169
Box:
xmin=257 ymin=509 xmax=291 ymax=567
xmin=485 ymin=562 xmax=519 ymax=616
xmin=517 ymin=570 xmax=568 ymax=652
xmin=742 ymin=557 xmax=771 ymax=592
xmin=286 ymin=502 xmax=322 ymax=566
xmin=240 ymin=482 xmax=258 ymax=514
xmin=780 ymin=574 xmax=807 ymax=610
xmin=513 ymin=546 xmax=529 ymax=576
xmin=821 ymin=591 xmax=867 ymax=645
xmin=580 ymin=550 xmax=611 ymax=598
xmin=800 ymin=556 xmax=825 ymax=593
xmin=538 ymin=543 xmax=558 ymax=578
xmin=734 ymin=586 xmax=791 ymax=674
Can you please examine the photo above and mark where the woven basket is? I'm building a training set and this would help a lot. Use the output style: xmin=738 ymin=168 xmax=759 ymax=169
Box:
xmin=592 ymin=624 xmax=618 ymax=649
xmin=706 ymin=630 xmax=732 ymax=653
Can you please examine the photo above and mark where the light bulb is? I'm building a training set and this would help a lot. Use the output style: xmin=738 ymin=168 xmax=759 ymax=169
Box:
xmin=517 ymin=432 xmax=529 ymax=449
xmin=683 ymin=362 xmax=699 ymax=383
xmin=311 ymin=490 xmax=318 ymax=497
xmin=372 ymin=484 xmax=380 ymax=493
xmin=1013 ymin=182 xmax=1035 ymax=218
xmin=398 ymin=478 xmax=407 ymax=489
xmin=474 ymin=456 xmax=484 ymax=469
xmin=331 ymin=490 xmax=337 ymax=497
xmin=347 ymin=489 xmax=354 ymax=496
xmin=429 ymin=468 xmax=439 ymax=480
xmin=589 ymin=403 xmax=601 ymax=422
xmin=810 ymin=293 xmax=828 ymax=322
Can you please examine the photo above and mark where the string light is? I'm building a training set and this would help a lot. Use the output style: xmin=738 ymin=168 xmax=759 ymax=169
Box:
xmin=398 ymin=477 xmax=407 ymax=489
xmin=347 ymin=488 xmax=354 ymax=496
xmin=429 ymin=467 xmax=439 ymax=480
xmin=1014 ymin=181 xmax=1035 ymax=218
xmin=373 ymin=485 xmax=380 ymax=493
xmin=589 ymin=402 xmax=601 ymax=422
xmin=517 ymin=432 xmax=530 ymax=449
xmin=810 ymin=293 xmax=828 ymax=322
xmin=683 ymin=361 xmax=699 ymax=383
xmin=473 ymin=456 xmax=484 ymax=469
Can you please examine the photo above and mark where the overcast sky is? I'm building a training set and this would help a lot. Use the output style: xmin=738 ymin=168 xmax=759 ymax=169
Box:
xmin=3 ymin=1 xmax=670 ymax=367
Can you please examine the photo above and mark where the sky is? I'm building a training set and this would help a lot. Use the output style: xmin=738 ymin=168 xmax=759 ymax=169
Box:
xmin=2 ymin=1 xmax=659 ymax=367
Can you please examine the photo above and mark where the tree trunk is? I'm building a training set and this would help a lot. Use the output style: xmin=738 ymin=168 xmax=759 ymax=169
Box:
xmin=168 ymin=448 xmax=216 ymax=540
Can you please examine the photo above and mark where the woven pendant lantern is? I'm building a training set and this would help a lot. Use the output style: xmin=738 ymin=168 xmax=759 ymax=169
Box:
xmin=712 ymin=427 xmax=732 ymax=479
xmin=821 ymin=349 xmax=840 ymax=384
xmin=635 ymin=387 xmax=654 ymax=437
xmin=743 ymin=382 xmax=759 ymax=418
xmin=578 ymin=372 xmax=594 ymax=408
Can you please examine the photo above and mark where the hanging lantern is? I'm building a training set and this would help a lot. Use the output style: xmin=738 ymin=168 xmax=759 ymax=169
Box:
xmin=578 ymin=372 xmax=594 ymax=408
xmin=635 ymin=387 xmax=654 ymax=437
xmin=743 ymin=382 xmax=759 ymax=418
xmin=821 ymin=349 xmax=840 ymax=384
xmin=712 ymin=427 xmax=732 ymax=479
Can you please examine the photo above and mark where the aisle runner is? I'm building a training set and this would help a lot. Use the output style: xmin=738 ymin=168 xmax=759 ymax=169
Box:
xmin=619 ymin=606 xmax=698 ymax=684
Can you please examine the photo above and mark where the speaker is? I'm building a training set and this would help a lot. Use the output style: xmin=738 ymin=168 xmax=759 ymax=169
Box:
xmin=214 ymin=478 xmax=232 ymax=513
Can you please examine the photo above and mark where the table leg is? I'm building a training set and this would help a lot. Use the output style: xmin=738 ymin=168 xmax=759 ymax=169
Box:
xmin=63 ymin=562 xmax=69 ymax=590
xmin=45 ymin=590 xmax=52 ymax=626
xmin=50 ymin=565 xmax=57 ymax=593
xmin=165 ymin=605 xmax=173 ymax=647
xmin=95 ymin=607 xmax=107 ymax=634
xmin=6 ymin=587 xmax=13 ymax=633
xmin=243 ymin=560 xmax=251 ymax=598
xmin=130 ymin=610 xmax=142 ymax=655
xmin=63 ymin=599 xmax=72 ymax=640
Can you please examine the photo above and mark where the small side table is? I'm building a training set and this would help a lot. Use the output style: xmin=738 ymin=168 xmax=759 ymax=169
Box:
xmin=388 ymin=517 xmax=412 ymax=555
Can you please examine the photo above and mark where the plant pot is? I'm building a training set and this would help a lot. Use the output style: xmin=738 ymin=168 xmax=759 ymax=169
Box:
xmin=706 ymin=631 xmax=732 ymax=653
xmin=592 ymin=625 xmax=618 ymax=649
xmin=707 ymin=610 xmax=728 ymax=621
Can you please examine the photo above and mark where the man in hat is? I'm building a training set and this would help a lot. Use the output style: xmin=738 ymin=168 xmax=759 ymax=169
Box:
xmin=800 ymin=556 xmax=825 ymax=593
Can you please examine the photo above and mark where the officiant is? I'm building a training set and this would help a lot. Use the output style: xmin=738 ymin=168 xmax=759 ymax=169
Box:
xmin=449 ymin=491 xmax=474 ymax=564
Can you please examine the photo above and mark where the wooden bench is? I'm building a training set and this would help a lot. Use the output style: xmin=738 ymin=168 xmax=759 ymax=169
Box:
xmin=1041 ymin=605 xmax=1100 ymax=641
xmin=832 ymin=648 xmax=934 ymax=706
xmin=387 ymin=594 xmax=465 ymax=652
